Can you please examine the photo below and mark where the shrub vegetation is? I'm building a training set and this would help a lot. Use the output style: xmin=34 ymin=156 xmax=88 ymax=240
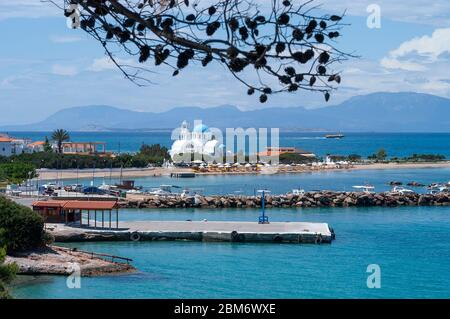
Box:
xmin=0 ymin=196 xmax=45 ymax=253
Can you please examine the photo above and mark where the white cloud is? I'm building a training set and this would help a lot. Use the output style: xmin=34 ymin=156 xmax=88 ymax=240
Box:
xmin=51 ymin=64 xmax=78 ymax=76
xmin=89 ymin=57 xmax=117 ymax=72
xmin=318 ymin=0 xmax=450 ymax=27
xmin=0 ymin=0 xmax=59 ymax=20
xmin=338 ymin=51 xmax=450 ymax=99
xmin=88 ymin=56 xmax=136 ymax=72
xmin=381 ymin=28 xmax=450 ymax=72
xmin=388 ymin=28 xmax=450 ymax=61
xmin=380 ymin=57 xmax=426 ymax=72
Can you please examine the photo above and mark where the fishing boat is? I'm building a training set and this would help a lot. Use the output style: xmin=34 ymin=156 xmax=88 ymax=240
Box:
xmin=147 ymin=184 xmax=181 ymax=196
xmin=115 ymin=180 xmax=142 ymax=190
xmin=181 ymin=188 xmax=204 ymax=197
xmin=428 ymin=184 xmax=449 ymax=194
xmin=352 ymin=185 xmax=375 ymax=193
xmin=390 ymin=186 xmax=415 ymax=195
xmin=325 ymin=133 xmax=345 ymax=139
xmin=292 ymin=189 xmax=305 ymax=195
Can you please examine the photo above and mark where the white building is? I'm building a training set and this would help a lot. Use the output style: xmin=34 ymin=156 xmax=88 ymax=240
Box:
xmin=28 ymin=141 xmax=46 ymax=153
xmin=11 ymin=138 xmax=33 ymax=154
xmin=0 ymin=134 xmax=38 ymax=156
xmin=0 ymin=135 xmax=13 ymax=157
xmin=170 ymin=121 xmax=224 ymax=162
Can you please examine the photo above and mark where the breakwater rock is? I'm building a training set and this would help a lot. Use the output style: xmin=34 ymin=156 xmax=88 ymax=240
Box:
xmin=120 ymin=192 xmax=450 ymax=209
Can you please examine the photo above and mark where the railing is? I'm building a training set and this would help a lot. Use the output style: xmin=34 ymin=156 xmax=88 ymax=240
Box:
xmin=58 ymin=246 xmax=132 ymax=264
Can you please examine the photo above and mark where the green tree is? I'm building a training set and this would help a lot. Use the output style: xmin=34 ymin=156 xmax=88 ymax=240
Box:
xmin=0 ymin=229 xmax=18 ymax=299
xmin=376 ymin=148 xmax=387 ymax=161
xmin=279 ymin=153 xmax=317 ymax=164
xmin=0 ymin=162 xmax=36 ymax=184
xmin=347 ymin=154 xmax=362 ymax=162
xmin=0 ymin=196 xmax=45 ymax=253
xmin=51 ymin=129 xmax=70 ymax=154
xmin=139 ymin=144 xmax=169 ymax=158
xmin=43 ymin=136 xmax=53 ymax=153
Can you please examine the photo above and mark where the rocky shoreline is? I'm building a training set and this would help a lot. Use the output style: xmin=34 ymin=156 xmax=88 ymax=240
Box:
xmin=6 ymin=246 xmax=135 ymax=276
xmin=121 ymin=191 xmax=450 ymax=209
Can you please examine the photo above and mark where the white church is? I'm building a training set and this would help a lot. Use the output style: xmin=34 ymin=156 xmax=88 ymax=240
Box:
xmin=170 ymin=121 xmax=224 ymax=162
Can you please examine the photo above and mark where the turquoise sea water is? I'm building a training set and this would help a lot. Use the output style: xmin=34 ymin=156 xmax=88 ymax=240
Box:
xmin=10 ymin=131 xmax=450 ymax=158
xmin=12 ymin=206 xmax=450 ymax=299
xmin=6 ymin=131 xmax=450 ymax=298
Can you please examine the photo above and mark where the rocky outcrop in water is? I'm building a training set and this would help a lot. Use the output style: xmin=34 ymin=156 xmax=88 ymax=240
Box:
xmin=119 ymin=192 xmax=450 ymax=209
xmin=6 ymin=246 xmax=134 ymax=276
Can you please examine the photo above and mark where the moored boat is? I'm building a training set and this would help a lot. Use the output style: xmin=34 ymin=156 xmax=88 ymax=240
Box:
xmin=325 ymin=133 xmax=345 ymax=139
xmin=390 ymin=186 xmax=415 ymax=195
xmin=352 ymin=185 xmax=375 ymax=193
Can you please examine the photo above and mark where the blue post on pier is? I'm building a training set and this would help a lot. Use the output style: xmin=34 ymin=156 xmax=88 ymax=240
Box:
xmin=257 ymin=190 xmax=270 ymax=224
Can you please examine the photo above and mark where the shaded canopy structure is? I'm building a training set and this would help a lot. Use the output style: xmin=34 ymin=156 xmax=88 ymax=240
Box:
xmin=32 ymin=200 xmax=119 ymax=229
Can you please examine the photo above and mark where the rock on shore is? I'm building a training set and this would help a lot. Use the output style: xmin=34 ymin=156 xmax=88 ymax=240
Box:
xmin=121 ymin=191 xmax=450 ymax=209
xmin=6 ymin=246 xmax=134 ymax=276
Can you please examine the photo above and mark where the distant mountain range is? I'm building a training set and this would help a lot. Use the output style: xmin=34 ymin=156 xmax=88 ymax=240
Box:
xmin=1 ymin=92 xmax=449 ymax=132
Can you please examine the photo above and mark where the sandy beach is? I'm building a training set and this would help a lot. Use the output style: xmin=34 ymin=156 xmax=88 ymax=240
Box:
xmin=34 ymin=161 xmax=450 ymax=181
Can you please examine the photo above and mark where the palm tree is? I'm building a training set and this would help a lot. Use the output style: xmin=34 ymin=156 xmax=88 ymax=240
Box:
xmin=51 ymin=129 xmax=70 ymax=154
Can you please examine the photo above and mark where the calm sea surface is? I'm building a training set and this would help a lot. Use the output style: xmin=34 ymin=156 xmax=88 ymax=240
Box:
xmin=12 ymin=206 xmax=450 ymax=299
xmin=8 ymin=132 xmax=450 ymax=298
xmin=61 ymin=167 xmax=450 ymax=195
xmin=9 ymin=131 xmax=450 ymax=158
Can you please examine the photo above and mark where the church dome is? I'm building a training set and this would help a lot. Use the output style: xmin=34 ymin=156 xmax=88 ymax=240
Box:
xmin=193 ymin=124 xmax=209 ymax=133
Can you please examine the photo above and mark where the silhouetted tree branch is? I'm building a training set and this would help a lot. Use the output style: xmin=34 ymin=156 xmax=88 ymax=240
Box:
xmin=57 ymin=0 xmax=353 ymax=103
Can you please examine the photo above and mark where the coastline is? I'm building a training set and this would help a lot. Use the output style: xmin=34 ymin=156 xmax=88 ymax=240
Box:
xmin=6 ymin=245 xmax=135 ymax=276
xmin=34 ymin=161 xmax=450 ymax=181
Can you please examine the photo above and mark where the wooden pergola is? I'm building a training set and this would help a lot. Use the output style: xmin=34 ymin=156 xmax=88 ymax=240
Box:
xmin=32 ymin=200 xmax=119 ymax=229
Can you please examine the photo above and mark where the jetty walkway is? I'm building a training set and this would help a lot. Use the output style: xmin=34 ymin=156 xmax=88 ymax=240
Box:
xmin=48 ymin=220 xmax=335 ymax=244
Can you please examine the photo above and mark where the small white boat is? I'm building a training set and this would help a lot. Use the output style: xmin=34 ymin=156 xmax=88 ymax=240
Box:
xmin=391 ymin=186 xmax=415 ymax=195
xmin=181 ymin=188 xmax=204 ymax=197
xmin=126 ymin=189 xmax=143 ymax=194
xmin=147 ymin=184 xmax=180 ymax=196
xmin=429 ymin=185 xmax=449 ymax=194
xmin=352 ymin=185 xmax=375 ymax=193
xmin=292 ymin=189 xmax=305 ymax=195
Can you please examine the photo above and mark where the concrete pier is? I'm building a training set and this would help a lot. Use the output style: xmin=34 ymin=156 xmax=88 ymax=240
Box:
xmin=48 ymin=221 xmax=335 ymax=244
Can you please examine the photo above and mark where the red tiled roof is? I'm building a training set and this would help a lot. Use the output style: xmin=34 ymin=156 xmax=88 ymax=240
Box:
xmin=32 ymin=200 xmax=67 ymax=208
xmin=29 ymin=141 xmax=46 ymax=146
xmin=63 ymin=200 xmax=117 ymax=210
xmin=32 ymin=200 xmax=117 ymax=210
xmin=0 ymin=137 xmax=13 ymax=142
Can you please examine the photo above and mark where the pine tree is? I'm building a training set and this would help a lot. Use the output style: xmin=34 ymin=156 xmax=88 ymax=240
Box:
xmin=43 ymin=136 xmax=53 ymax=153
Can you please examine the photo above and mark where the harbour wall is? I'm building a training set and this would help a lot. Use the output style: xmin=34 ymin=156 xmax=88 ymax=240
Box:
xmin=49 ymin=221 xmax=334 ymax=244
xmin=121 ymin=192 xmax=450 ymax=209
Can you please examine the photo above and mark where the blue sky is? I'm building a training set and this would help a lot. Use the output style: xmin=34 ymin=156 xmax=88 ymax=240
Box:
xmin=0 ymin=0 xmax=449 ymax=125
